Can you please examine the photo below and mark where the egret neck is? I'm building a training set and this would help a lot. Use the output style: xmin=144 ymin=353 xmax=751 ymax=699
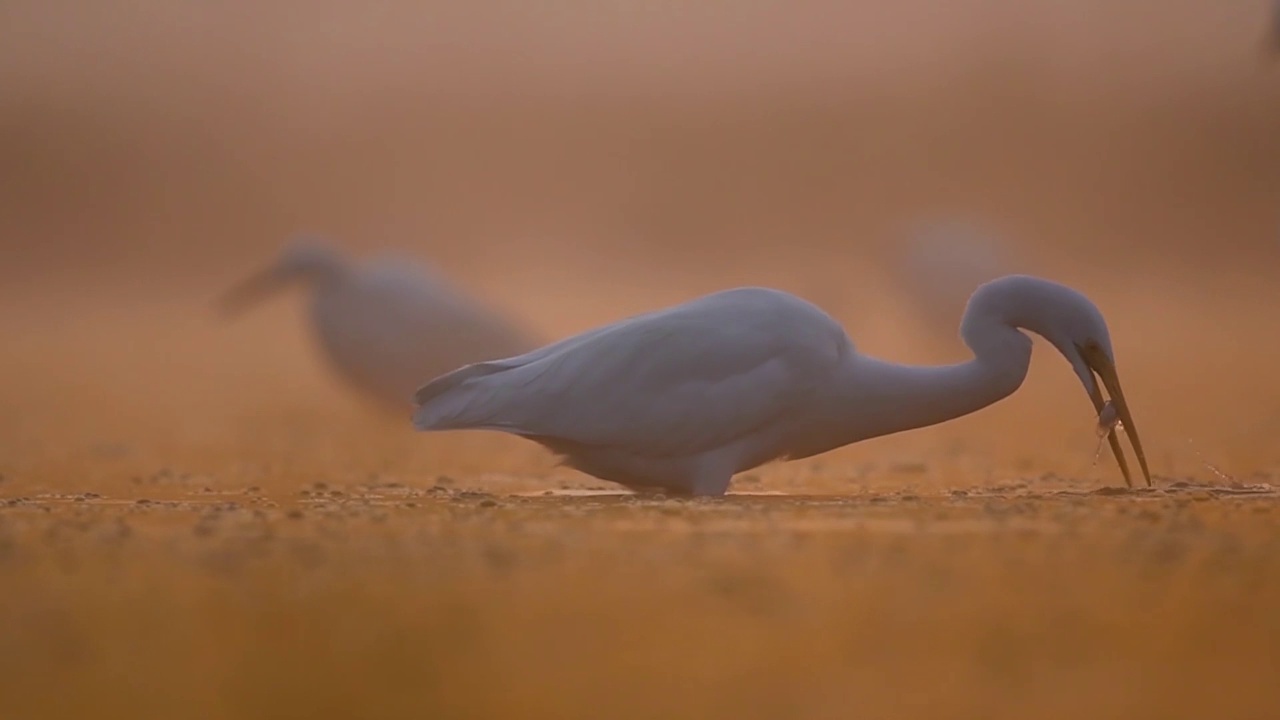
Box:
xmin=808 ymin=295 xmax=1034 ymax=454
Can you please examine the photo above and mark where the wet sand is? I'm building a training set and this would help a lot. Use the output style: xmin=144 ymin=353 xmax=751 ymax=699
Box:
xmin=2 ymin=483 xmax=1279 ymax=719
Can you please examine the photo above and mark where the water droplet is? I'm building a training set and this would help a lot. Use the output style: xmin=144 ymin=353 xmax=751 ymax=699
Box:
xmin=1186 ymin=437 xmax=1233 ymax=483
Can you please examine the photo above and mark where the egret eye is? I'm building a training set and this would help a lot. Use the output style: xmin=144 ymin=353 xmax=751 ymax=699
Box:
xmin=1096 ymin=399 xmax=1123 ymax=438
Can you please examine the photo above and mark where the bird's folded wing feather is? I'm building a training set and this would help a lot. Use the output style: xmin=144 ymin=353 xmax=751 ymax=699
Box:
xmin=413 ymin=311 xmax=831 ymax=457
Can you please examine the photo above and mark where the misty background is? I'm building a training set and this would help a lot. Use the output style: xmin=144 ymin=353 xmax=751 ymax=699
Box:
xmin=1 ymin=1 xmax=1278 ymax=490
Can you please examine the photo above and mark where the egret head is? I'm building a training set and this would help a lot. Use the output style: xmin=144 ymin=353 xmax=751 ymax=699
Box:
xmin=970 ymin=275 xmax=1151 ymax=487
xmin=216 ymin=237 xmax=346 ymax=316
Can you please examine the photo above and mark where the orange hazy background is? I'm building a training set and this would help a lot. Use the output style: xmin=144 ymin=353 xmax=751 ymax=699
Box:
xmin=5 ymin=6 xmax=1280 ymax=720
xmin=1 ymin=0 xmax=1279 ymax=488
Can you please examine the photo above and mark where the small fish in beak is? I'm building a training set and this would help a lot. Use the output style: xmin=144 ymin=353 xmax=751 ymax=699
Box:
xmin=1096 ymin=400 xmax=1122 ymax=438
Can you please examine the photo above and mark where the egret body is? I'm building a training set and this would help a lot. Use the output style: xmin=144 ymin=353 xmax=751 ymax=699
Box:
xmin=413 ymin=275 xmax=1150 ymax=496
xmin=219 ymin=238 xmax=536 ymax=413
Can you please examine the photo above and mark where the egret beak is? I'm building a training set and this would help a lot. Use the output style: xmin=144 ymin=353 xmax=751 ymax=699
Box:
xmin=1079 ymin=344 xmax=1151 ymax=488
xmin=215 ymin=266 xmax=288 ymax=318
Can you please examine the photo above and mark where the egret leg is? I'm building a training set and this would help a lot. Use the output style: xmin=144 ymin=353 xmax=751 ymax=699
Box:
xmin=617 ymin=477 xmax=726 ymax=498
xmin=619 ymin=483 xmax=676 ymax=497
xmin=689 ymin=473 xmax=733 ymax=498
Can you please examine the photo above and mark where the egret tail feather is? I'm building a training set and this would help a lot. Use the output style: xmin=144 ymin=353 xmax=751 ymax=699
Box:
xmin=412 ymin=361 xmax=508 ymax=430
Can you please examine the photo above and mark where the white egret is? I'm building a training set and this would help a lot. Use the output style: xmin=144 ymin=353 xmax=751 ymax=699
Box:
xmin=218 ymin=237 xmax=536 ymax=413
xmin=412 ymin=275 xmax=1150 ymax=496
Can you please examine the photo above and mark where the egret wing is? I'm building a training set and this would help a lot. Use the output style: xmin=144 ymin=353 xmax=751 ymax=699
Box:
xmin=414 ymin=290 xmax=844 ymax=457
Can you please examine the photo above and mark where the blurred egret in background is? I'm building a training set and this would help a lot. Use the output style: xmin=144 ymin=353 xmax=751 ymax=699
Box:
xmin=886 ymin=220 xmax=1019 ymax=345
xmin=218 ymin=237 xmax=537 ymax=413
xmin=413 ymin=275 xmax=1149 ymax=496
